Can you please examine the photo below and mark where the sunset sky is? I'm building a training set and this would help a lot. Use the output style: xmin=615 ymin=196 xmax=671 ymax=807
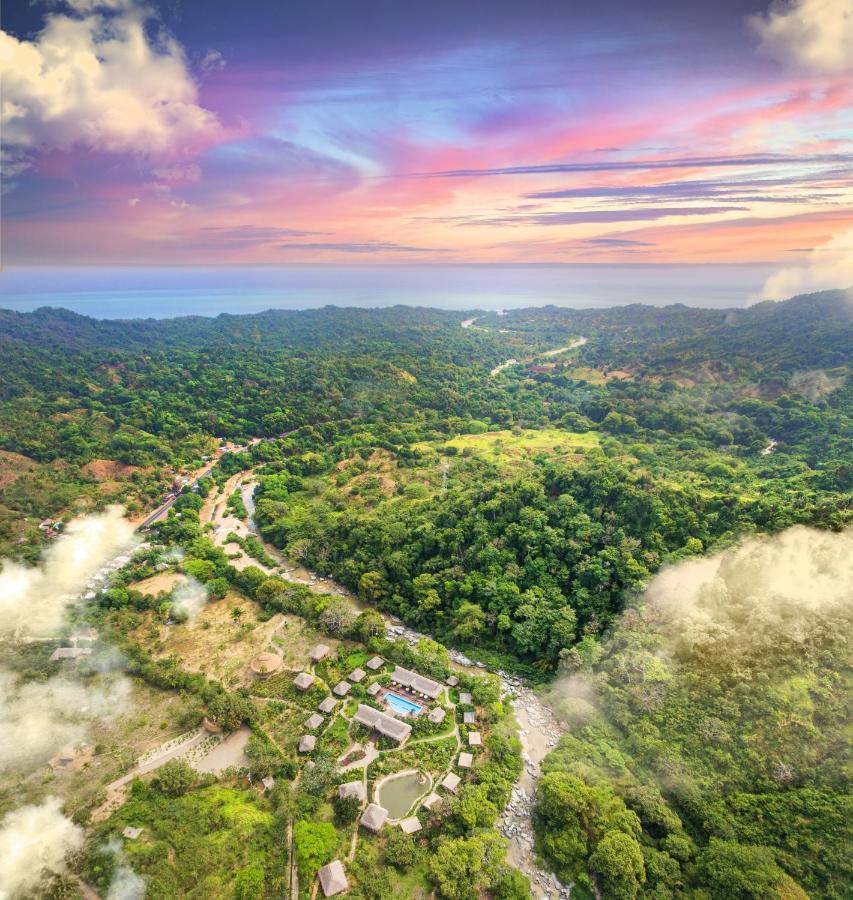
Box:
xmin=2 ymin=0 xmax=852 ymax=293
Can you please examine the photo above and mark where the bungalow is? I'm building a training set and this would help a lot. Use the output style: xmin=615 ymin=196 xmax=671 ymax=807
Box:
xmin=310 ymin=644 xmax=331 ymax=662
xmin=50 ymin=647 xmax=92 ymax=661
xmin=352 ymin=704 xmax=412 ymax=743
xmin=463 ymin=711 xmax=476 ymax=725
xmin=459 ymin=692 xmax=472 ymax=705
xmin=365 ymin=656 xmax=384 ymax=671
xmin=348 ymin=668 xmax=366 ymax=683
xmin=360 ymin=803 xmax=389 ymax=833
xmin=468 ymin=731 xmax=482 ymax=747
xmin=421 ymin=792 xmax=442 ymax=811
xmin=294 ymin=672 xmax=315 ymax=691
xmin=298 ymin=734 xmax=316 ymax=753
xmin=366 ymin=683 xmax=382 ymax=697
xmin=458 ymin=752 xmax=473 ymax=769
xmin=390 ymin=666 xmax=442 ymax=700
xmin=318 ymin=860 xmax=349 ymax=898
xmin=338 ymin=781 xmax=367 ymax=803
xmin=445 ymin=675 xmax=459 ymax=687
xmin=399 ymin=816 xmax=422 ymax=834
xmin=304 ymin=713 xmax=324 ymax=730
xmin=428 ymin=707 xmax=446 ymax=725
xmin=318 ymin=696 xmax=338 ymax=714
xmin=440 ymin=773 xmax=461 ymax=794
xmin=333 ymin=681 xmax=352 ymax=697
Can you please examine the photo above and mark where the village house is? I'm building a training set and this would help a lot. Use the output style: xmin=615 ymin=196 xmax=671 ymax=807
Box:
xmin=353 ymin=704 xmax=412 ymax=743
xmin=318 ymin=860 xmax=349 ymax=897
xmin=333 ymin=680 xmax=352 ymax=697
xmin=360 ymin=803 xmax=389 ymax=833
xmin=50 ymin=647 xmax=92 ymax=661
xmin=338 ymin=781 xmax=367 ymax=803
xmin=310 ymin=644 xmax=331 ymax=662
xmin=294 ymin=672 xmax=315 ymax=691
xmin=428 ymin=707 xmax=446 ymax=724
xmin=318 ymin=696 xmax=337 ymax=714
xmin=298 ymin=734 xmax=316 ymax=753
xmin=366 ymin=683 xmax=382 ymax=697
xmin=440 ymin=773 xmax=461 ymax=794
xmin=421 ymin=792 xmax=442 ymax=811
xmin=304 ymin=713 xmax=324 ymax=730
xmin=446 ymin=675 xmax=459 ymax=687
xmin=459 ymin=692 xmax=472 ymax=705
xmin=390 ymin=665 xmax=442 ymax=700
xmin=347 ymin=667 xmax=366 ymax=683
xmin=365 ymin=656 xmax=384 ymax=671
xmin=468 ymin=731 xmax=482 ymax=747
xmin=458 ymin=752 xmax=473 ymax=769
xmin=399 ymin=816 xmax=422 ymax=834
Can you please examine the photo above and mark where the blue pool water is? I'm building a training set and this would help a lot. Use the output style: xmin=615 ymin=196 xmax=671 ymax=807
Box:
xmin=385 ymin=692 xmax=423 ymax=716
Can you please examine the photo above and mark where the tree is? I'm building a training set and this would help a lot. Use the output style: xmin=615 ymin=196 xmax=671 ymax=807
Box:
xmin=588 ymin=831 xmax=645 ymax=900
xmin=333 ymin=793 xmax=361 ymax=825
xmin=234 ymin=864 xmax=265 ymax=899
xmin=453 ymin=784 xmax=498 ymax=834
xmin=429 ymin=832 xmax=507 ymax=899
xmin=207 ymin=577 xmax=228 ymax=600
xmin=155 ymin=759 xmax=195 ymax=796
xmin=207 ymin=692 xmax=253 ymax=730
xmin=692 ymin=839 xmax=801 ymax=900
xmin=383 ymin=829 xmax=417 ymax=870
xmin=491 ymin=867 xmax=532 ymax=899
xmin=353 ymin=608 xmax=385 ymax=641
xmin=293 ymin=820 xmax=337 ymax=881
xmin=318 ymin=597 xmax=356 ymax=637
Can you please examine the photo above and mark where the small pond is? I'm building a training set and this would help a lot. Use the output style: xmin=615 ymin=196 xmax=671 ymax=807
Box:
xmin=377 ymin=771 xmax=429 ymax=819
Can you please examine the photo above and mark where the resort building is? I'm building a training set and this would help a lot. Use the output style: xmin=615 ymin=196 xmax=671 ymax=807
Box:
xmin=348 ymin=667 xmax=366 ymax=683
xmin=50 ymin=647 xmax=92 ymax=661
xmin=352 ymin=704 xmax=412 ymax=743
xmin=399 ymin=816 xmax=422 ymax=834
xmin=318 ymin=696 xmax=337 ymax=713
xmin=338 ymin=781 xmax=367 ymax=803
xmin=366 ymin=683 xmax=382 ymax=697
xmin=440 ymin=773 xmax=461 ymax=794
xmin=365 ymin=656 xmax=384 ymax=671
xmin=333 ymin=680 xmax=352 ymax=697
xmin=459 ymin=692 xmax=472 ymax=705
xmin=294 ymin=672 xmax=315 ymax=691
xmin=390 ymin=666 xmax=442 ymax=700
xmin=463 ymin=711 xmax=476 ymax=725
xmin=428 ymin=707 xmax=446 ymax=724
xmin=421 ymin=792 xmax=442 ymax=811
xmin=298 ymin=734 xmax=316 ymax=753
xmin=446 ymin=675 xmax=459 ymax=687
xmin=304 ymin=713 xmax=324 ymax=730
xmin=458 ymin=752 xmax=473 ymax=769
xmin=360 ymin=803 xmax=389 ymax=832
xmin=249 ymin=651 xmax=282 ymax=677
xmin=318 ymin=860 xmax=349 ymax=897
xmin=468 ymin=731 xmax=482 ymax=747
xmin=310 ymin=644 xmax=331 ymax=662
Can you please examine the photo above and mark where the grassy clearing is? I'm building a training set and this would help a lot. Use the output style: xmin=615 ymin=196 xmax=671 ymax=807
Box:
xmin=420 ymin=428 xmax=600 ymax=463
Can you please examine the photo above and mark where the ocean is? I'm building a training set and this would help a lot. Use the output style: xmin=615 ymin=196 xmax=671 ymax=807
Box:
xmin=0 ymin=264 xmax=776 ymax=319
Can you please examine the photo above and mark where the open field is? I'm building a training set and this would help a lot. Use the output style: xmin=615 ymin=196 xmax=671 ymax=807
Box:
xmin=418 ymin=428 xmax=600 ymax=463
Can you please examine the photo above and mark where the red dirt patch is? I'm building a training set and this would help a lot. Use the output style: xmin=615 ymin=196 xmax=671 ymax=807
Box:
xmin=83 ymin=459 xmax=144 ymax=481
xmin=0 ymin=451 xmax=36 ymax=487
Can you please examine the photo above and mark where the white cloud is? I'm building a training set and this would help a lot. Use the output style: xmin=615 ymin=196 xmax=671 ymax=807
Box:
xmin=0 ymin=798 xmax=84 ymax=899
xmin=748 ymin=0 xmax=853 ymax=73
xmin=0 ymin=0 xmax=223 ymax=161
xmin=757 ymin=226 xmax=853 ymax=300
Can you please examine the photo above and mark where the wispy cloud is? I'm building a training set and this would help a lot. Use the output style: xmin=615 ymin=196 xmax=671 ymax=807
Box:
xmin=276 ymin=240 xmax=450 ymax=253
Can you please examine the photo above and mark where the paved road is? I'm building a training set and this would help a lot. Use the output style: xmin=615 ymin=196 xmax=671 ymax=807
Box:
xmin=138 ymin=465 xmax=214 ymax=529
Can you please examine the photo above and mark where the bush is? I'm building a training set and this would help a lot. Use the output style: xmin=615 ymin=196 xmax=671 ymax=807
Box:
xmin=155 ymin=759 xmax=196 ymax=797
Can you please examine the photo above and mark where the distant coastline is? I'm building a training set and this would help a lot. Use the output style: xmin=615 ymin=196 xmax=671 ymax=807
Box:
xmin=0 ymin=264 xmax=776 ymax=319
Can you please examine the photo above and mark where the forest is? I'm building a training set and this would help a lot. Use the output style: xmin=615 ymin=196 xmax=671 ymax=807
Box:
xmin=0 ymin=289 xmax=851 ymax=898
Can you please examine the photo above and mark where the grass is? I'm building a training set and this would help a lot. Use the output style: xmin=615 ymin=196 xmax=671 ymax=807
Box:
xmin=418 ymin=428 xmax=600 ymax=463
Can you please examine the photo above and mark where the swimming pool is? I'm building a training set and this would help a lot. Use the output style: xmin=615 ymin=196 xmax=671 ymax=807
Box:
xmin=385 ymin=692 xmax=423 ymax=716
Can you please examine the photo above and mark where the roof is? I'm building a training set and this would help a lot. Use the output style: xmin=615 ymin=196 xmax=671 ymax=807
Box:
xmin=294 ymin=672 xmax=315 ymax=690
xmin=459 ymin=692 xmax=472 ymax=705
xmin=360 ymin=803 xmax=389 ymax=832
xmin=122 ymin=826 xmax=142 ymax=840
xmin=468 ymin=731 xmax=482 ymax=746
xmin=428 ymin=707 xmax=446 ymax=724
xmin=458 ymin=752 xmax=473 ymax=769
xmin=305 ymin=713 xmax=324 ymax=730
xmin=421 ymin=792 xmax=442 ymax=810
xmin=250 ymin=652 xmax=282 ymax=675
xmin=390 ymin=666 xmax=442 ymax=699
xmin=333 ymin=680 xmax=351 ymax=696
xmin=310 ymin=644 xmax=331 ymax=661
xmin=339 ymin=781 xmax=367 ymax=802
xmin=365 ymin=656 xmax=384 ymax=670
xmin=298 ymin=734 xmax=316 ymax=753
xmin=440 ymin=773 xmax=461 ymax=794
xmin=50 ymin=647 xmax=92 ymax=661
xmin=318 ymin=860 xmax=349 ymax=897
xmin=261 ymin=776 xmax=275 ymax=791
xmin=463 ymin=711 xmax=476 ymax=725
xmin=318 ymin=696 xmax=338 ymax=713
xmin=352 ymin=704 xmax=412 ymax=743
xmin=446 ymin=675 xmax=459 ymax=686
xmin=348 ymin=668 xmax=366 ymax=683
xmin=366 ymin=683 xmax=382 ymax=696
xmin=399 ymin=816 xmax=422 ymax=834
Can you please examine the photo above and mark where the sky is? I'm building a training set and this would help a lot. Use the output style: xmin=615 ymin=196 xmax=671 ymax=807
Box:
xmin=1 ymin=0 xmax=852 ymax=300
